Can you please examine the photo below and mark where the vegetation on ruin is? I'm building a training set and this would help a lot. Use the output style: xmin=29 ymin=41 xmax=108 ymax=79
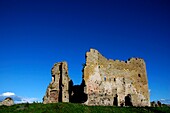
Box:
xmin=0 ymin=102 xmax=170 ymax=113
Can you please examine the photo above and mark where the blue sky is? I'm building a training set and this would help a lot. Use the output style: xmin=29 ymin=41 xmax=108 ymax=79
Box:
xmin=0 ymin=0 xmax=170 ymax=103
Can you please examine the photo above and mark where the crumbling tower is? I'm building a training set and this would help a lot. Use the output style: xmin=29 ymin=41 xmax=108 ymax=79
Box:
xmin=83 ymin=49 xmax=150 ymax=106
xmin=43 ymin=49 xmax=150 ymax=107
xmin=43 ymin=62 xmax=70 ymax=104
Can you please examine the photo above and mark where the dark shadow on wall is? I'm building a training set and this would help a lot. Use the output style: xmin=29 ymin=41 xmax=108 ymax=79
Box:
xmin=113 ymin=94 xmax=118 ymax=106
xmin=58 ymin=64 xmax=62 ymax=102
xmin=69 ymin=80 xmax=73 ymax=102
xmin=125 ymin=94 xmax=133 ymax=106
xmin=69 ymin=79 xmax=87 ymax=103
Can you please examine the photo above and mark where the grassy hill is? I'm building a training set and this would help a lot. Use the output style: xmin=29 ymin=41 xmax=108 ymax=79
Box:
xmin=0 ymin=102 xmax=170 ymax=113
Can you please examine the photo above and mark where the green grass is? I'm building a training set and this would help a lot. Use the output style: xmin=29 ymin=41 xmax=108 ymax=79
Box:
xmin=0 ymin=103 xmax=170 ymax=113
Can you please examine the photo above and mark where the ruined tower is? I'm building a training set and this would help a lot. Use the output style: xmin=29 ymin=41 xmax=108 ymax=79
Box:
xmin=83 ymin=49 xmax=150 ymax=106
xmin=43 ymin=49 xmax=150 ymax=106
xmin=43 ymin=62 xmax=70 ymax=104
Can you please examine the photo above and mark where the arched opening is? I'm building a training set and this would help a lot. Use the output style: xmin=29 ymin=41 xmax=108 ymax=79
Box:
xmin=52 ymin=76 xmax=54 ymax=82
xmin=113 ymin=94 xmax=118 ymax=106
xmin=125 ymin=94 xmax=133 ymax=106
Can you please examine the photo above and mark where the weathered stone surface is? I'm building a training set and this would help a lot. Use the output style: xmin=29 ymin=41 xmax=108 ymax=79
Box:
xmin=0 ymin=97 xmax=14 ymax=106
xmin=43 ymin=48 xmax=150 ymax=106
xmin=83 ymin=49 xmax=150 ymax=106
xmin=43 ymin=62 xmax=70 ymax=104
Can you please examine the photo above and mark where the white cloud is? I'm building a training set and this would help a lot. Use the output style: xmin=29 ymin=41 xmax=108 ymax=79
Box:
xmin=160 ymin=99 xmax=170 ymax=104
xmin=1 ymin=92 xmax=15 ymax=96
xmin=0 ymin=92 xmax=40 ymax=104
xmin=15 ymin=97 xmax=39 ymax=104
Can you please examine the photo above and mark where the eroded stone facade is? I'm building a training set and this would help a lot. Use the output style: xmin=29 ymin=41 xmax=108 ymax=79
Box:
xmin=83 ymin=49 xmax=150 ymax=106
xmin=43 ymin=49 xmax=150 ymax=106
xmin=43 ymin=62 xmax=70 ymax=104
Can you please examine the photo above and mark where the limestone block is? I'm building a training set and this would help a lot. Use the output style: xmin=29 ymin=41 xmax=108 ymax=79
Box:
xmin=0 ymin=97 xmax=14 ymax=106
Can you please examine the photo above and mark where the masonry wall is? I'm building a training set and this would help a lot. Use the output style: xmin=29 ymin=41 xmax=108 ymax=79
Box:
xmin=83 ymin=49 xmax=150 ymax=106
xmin=43 ymin=49 xmax=150 ymax=106
xmin=61 ymin=62 xmax=70 ymax=102
xmin=43 ymin=62 xmax=70 ymax=104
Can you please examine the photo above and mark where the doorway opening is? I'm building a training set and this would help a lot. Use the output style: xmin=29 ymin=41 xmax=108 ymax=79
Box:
xmin=113 ymin=94 xmax=118 ymax=106
xmin=125 ymin=94 xmax=133 ymax=106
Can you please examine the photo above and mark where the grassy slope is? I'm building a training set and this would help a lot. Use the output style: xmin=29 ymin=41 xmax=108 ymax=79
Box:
xmin=0 ymin=103 xmax=170 ymax=113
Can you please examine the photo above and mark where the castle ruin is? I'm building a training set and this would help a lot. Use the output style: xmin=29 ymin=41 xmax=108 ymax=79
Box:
xmin=43 ymin=49 xmax=150 ymax=106
xmin=43 ymin=62 xmax=70 ymax=103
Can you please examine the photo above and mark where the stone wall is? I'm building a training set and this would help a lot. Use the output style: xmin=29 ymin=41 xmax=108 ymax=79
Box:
xmin=43 ymin=62 xmax=70 ymax=104
xmin=83 ymin=49 xmax=150 ymax=106
xmin=43 ymin=48 xmax=150 ymax=107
